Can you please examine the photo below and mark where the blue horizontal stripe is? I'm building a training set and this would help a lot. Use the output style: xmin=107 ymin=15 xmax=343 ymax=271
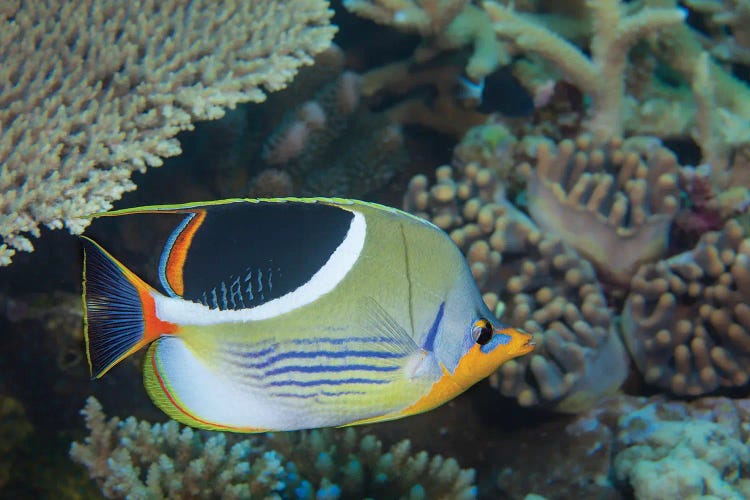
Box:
xmin=290 ymin=336 xmax=396 ymax=345
xmin=267 ymin=377 xmax=389 ymax=387
xmin=269 ymin=389 xmax=367 ymax=399
xmin=264 ymin=363 xmax=400 ymax=376
xmin=232 ymin=349 xmax=406 ymax=371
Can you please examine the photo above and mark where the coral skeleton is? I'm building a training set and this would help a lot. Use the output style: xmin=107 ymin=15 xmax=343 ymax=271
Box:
xmin=71 ymin=397 xmax=477 ymax=499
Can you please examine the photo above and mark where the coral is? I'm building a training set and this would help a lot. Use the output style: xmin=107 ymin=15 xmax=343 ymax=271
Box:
xmin=343 ymin=0 xmax=506 ymax=81
xmin=483 ymin=0 xmax=685 ymax=141
xmin=247 ymin=169 xmax=295 ymax=199
xmin=622 ymin=219 xmax=750 ymax=396
xmin=259 ymin=45 xmax=407 ymax=197
xmin=642 ymin=0 xmax=750 ymax=129
xmin=613 ymin=398 xmax=750 ymax=499
xmin=0 ymin=0 xmax=336 ymax=266
xmin=342 ymin=0 xmax=469 ymax=37
xmin=404 ymin=163 xmax=628 ymax=412
xmin=685 ymin=53 xmax=750 ymax=223
xmin=520 ymin=134 xmax=682 ymax=285
xmin=495 ymin=393 xmax=750 ymax=498
xmin=684 ymin=0 xmax=750 ymax=65
xmin=71 ymin=397 xmax=477 ymax=499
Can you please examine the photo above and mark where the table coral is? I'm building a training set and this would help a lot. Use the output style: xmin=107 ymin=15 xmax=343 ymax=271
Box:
xmin=71 ymin=397 xmax=477 ymax=499
xmin=403 ymin=163 xmax=628 ymax=412
xmin=622 ymin=219 xmax=750 ymax=396
xmin=520 ymin=134 xmax=682 ymax=285
xmin=0 ymin=0 xmax=336 ymax=266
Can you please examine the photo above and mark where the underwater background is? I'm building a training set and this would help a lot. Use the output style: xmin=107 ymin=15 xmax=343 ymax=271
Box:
xmin=1 ymin=0 xmax=750 ymax=498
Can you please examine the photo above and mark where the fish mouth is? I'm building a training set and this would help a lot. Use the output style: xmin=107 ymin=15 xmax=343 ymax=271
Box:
xmin=520 ymin=337 xmax=535 ymax=354
xmin=499 ymin=327 xmax=535 ymax=355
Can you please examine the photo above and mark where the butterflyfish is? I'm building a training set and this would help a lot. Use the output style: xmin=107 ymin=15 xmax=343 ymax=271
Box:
xmin=81 ymin=198 xmax=533 ymax=432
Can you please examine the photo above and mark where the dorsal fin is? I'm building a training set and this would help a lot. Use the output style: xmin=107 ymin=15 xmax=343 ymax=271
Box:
xmin=93 ymin=199 xmax=360 ymax=311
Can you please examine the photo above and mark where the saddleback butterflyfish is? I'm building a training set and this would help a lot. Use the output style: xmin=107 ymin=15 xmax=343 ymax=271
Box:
xmin=81 ymin=198 xmax=533 ymax=432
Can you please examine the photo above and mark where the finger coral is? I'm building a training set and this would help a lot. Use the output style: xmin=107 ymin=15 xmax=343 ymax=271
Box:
xmin=71 ymin=397 xmax=477 ymax=499
xmin=622 ymin=219 xmax=750 ymax=396
xmin=520 ymin=134 xmax=682 ymax=285
xmin=404 ymin=163 xmax=628 ymax=412
xmin=0 ymin=0 xmax=336 ymax=266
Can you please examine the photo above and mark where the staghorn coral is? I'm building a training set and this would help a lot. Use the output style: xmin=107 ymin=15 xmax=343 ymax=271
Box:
xmin=622 ymin=219 xmax=750 ymax=396
xmin=483 ymin=0 xmax=685 ymax=141
xmin=520 ymin=134 xmax=682 ymax=286
xmin=343 ymin=0 xmax=507 ymax=81
xmin=342 ymin=0 xmax=469 ymax=37
xmin=404 ymin=163 xmax=628 ymax=412
xmin=684 ymin=0 xmax=750 ymax=65
xmin=0 ymin=0 xmax=336 ymax=266
xmin=71 ymin=397 xmax=477 ymax=499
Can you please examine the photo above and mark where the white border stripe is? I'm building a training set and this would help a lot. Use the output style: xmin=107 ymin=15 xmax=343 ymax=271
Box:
xmin=154 ymin=211 xmax=367 ymax=324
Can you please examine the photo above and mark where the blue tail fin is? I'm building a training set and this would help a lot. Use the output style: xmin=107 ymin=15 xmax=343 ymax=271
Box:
xmin=81 ymin=237 xmax=175 ymax=378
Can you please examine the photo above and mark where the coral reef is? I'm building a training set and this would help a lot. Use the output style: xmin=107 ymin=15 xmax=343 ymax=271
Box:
xmin=483 ymin=0 xmax=685 ymax=141
xmin=404 ymin=163 xmax=628 ymax=412
xmin=496 ymin=394 xmax=750 ymax=499
xmin=0 ymin=0 xmax=336 ymax=266
xmin=257 ymin=44 xmax=408 ymax=197
xmin=613 ymin=399 xmax=750 ymax=499
xmin=622 ymin=219 xmax=750 ymax=396
xmin=520 ymin=134 xmax=682 ymax=285
xmin=71 ymin=397 xmax=477 ymax=499
xmin=344 ymin=0 xmax=506 ymax=81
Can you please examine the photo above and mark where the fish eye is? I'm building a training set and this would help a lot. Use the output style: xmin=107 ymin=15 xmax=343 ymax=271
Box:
xmin=471 ymin=318 xmax=493 ymax=345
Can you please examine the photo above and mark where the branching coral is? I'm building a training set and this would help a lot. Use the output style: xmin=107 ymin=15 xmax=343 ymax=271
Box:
xmin=483 ymin=0 xmax=685 ymax=141
xmin=71 ymin=397 xmax=477 ymax=499
xmin=345 ymin=0 xmax=508 ymax=83
xmin=342 ymin=0 xmax=469 ymax=37
xmin=621 ymin=219 xmax=750 ymax=396
xmin=404 ymin=163 xmax=628 ymax=412
xmin=684 ymin=0 xmax=750 ymax=65
xmin=0 ymin=0 xmax=336 ymax=266
xmin=520 ymin=134 xmax=682 ymax=285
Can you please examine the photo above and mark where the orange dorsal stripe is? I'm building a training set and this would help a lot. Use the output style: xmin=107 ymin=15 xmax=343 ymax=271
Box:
xmin=165 ymin=210 xmax=207 ymax=296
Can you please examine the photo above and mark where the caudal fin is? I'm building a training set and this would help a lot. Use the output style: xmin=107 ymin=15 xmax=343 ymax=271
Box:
xmin=81 ymin=237 xmax=177 ymax=378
